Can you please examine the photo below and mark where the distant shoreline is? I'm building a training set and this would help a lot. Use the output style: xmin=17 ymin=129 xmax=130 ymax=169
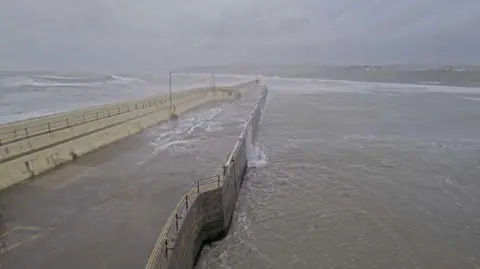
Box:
xmin=182 ymin=64 xmax=480 ymax=88
xmin=3 ymin=66 xmax=480 ymax=88
xmin=272 ymin=74 xmax=480 ymax=88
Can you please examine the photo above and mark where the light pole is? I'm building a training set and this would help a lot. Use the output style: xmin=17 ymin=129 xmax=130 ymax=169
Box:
xmin=211 ymin=74 xmax=216 ymax=90
xmin=168 ymin=71 xmax=178 ymax=120
xmin=169 ymin=71 xmax=172 ymax=113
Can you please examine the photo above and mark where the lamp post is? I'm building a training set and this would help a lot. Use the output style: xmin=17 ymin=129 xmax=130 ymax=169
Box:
xmin=168 ymin=71 xmax=178 ymax=120
xmin=211 ymin=74 xmax=216 ymax=90
xmin=169 ymin=71 xmax=172 ymax=113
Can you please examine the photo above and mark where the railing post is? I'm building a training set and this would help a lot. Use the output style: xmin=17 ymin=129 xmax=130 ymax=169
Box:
xmin=185 ymin=195 xmax=189 ymax=210
xmin=164 ymin=239 xmax=169 ymax=257
xmin=217 ymin=174 xmax=221 ymax=187
xmin=175 ymin=213 xmax=179 ymax=231
xmin=96 ymin=112 xmax=99 ymax=121
xmin=24 ymin=128 xmax=28 ymax=138
xmin=233 ymin=167 xmax=237 ymax=190
xmin=48 ymin=122 xmax=51 ymax=133
xmin=232 ymin=160 xmax=236 ymax=185
xmin=66 ymin=118 xmax=69 ymax=128
xmin=108 ymin=110 xmax=111 ymax=117
xmin=197 ymin=181 xmax=200 ymax=193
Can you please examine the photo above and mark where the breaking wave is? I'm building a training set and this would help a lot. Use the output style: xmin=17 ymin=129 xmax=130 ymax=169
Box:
xmin=0 ymin=74 xmax=146 ymax=88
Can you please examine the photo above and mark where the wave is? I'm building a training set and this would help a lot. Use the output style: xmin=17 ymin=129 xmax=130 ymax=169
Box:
xmin=109 ymin=75 xmax=147 ymax=85
xmin=33 ymin=74 xmax=94 ymax=81
xmin=0 ymin=74 xmax=147 ymax=88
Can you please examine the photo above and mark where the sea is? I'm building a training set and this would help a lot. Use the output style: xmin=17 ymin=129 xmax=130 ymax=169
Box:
xmin=197 ymin=78 xmax=480 ymax=269
xmin=1 ymin=72 xmax=480 ymax=268
xmin=0 ymin=71 xmax=251 ymax=124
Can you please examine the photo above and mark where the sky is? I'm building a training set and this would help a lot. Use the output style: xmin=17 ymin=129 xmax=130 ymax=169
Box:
xmin=1 ymin=0 xmax=480 ymax=72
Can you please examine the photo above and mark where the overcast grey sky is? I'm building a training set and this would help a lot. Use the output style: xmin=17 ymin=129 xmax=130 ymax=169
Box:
xmin=1 ymin=0 xmax=479 ymax=71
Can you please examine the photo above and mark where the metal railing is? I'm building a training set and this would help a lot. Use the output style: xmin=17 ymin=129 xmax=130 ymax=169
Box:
xmin=147 ymin=173 xmax=222 ymax=268
xmin=0 ymin=80 xmax=259 ymax=147
xmin=0 ymin=97 xmax=170 ymax=146
xmin=145 ymin=84 xmax=267 ymax=269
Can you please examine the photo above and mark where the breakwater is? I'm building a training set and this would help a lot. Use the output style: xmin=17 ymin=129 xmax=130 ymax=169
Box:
xmin=0 ymin=81 xmax=258 ymax=190
xmin=145 ymin=85 xmax=267 ymax=269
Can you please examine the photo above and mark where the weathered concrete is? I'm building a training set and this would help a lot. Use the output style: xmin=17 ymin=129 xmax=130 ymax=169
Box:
xmin=0 ymin=82 xmax=256 ymax=190
xmin=145 ymin=85 xmax=267 ymax=269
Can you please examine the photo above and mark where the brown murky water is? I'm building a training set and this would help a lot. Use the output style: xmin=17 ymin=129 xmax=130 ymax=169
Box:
xmin=198 ymin=79 xmax=480 ymax=269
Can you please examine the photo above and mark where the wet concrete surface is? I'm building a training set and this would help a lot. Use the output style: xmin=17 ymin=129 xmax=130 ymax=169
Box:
xmin=0 ymin=93 xmax=260 ymax=269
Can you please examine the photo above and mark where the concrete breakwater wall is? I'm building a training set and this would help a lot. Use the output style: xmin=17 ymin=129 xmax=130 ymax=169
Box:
xmin=145 ymin=85 xmax=268 ymax=269
xmin=0 ymin=81 xmax=258 ymax=190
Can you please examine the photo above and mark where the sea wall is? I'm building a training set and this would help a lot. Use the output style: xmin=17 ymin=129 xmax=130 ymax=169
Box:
xmin=0 ymin=82 xmax=258 ymax=190
xmin=145 ymin=85 xmax=267 ymax=269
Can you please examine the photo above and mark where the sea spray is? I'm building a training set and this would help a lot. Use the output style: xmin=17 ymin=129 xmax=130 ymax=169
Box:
xmin=246 ymin=124 xmax=267 ymax=168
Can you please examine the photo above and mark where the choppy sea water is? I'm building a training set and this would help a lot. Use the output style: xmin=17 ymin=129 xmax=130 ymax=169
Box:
xmin=2 ymin=72 xmax=480 ymax=268
xmin=197 ymin=78 xmax=480 ymax=269
xmin=0 ymin=71 xmax=252 ymax=124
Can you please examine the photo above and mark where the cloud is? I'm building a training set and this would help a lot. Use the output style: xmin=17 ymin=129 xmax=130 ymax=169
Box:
xmin=1 ymin=0 xmax=480 ymax=71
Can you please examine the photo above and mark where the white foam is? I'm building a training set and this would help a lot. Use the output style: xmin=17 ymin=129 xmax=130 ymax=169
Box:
xmin=246 ymin=123 xmax=268 ymax=168
xmin=458 ymin=96 xmax=480 ymax=102
xmin=153 ymin=139 xmax=199 ymax=154
xmin=0 ymin=76 xmax=38 ymax=87
xmin=139 ymin=107 xmax=224 ymax=164
xmin=32 ymin=74 xmax=89 ymax=80
xmin=247 ymin=142 xmax=268 ymax=168
xmin=0 ymin=75 xmax=100 ymax=88
xmin=0 ymin=109 xmax=56 ymax=125
xmin=110 ymin=75 xmax=146 ymax=84
xmin=263 ymin=76 xmax=480 ymax=94
xmin=0 ymin=74 xmax=147 ymax=88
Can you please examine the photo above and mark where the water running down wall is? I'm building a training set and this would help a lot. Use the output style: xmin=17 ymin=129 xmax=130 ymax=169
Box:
xmin=145 ymin=85 xmax=268 ymax=269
